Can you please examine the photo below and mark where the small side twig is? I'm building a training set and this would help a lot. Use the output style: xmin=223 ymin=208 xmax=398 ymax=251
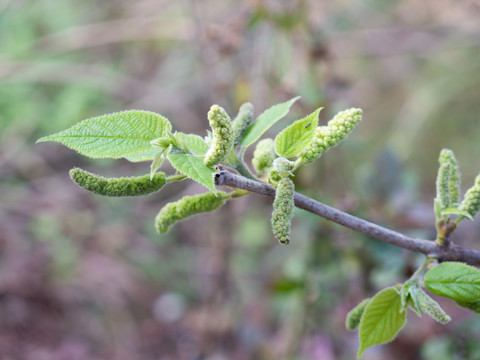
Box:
xmin=215 ymin=170 xmax=480 ymax=265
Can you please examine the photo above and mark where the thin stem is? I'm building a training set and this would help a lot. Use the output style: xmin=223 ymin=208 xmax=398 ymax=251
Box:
xmin=215 ymin=170 xmax=480 ymax=265
xmin=166 ymin=174 xmax=187 ymax=182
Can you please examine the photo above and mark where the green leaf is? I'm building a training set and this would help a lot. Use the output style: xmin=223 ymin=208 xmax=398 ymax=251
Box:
xmin=176 ymin=132 xmax=209 ymax=156
xmin=424 ymin=262 xmax=480 ymax=302
xmin=358 ymin=287 xmax=406 ymax=358
xmin=167 ymin=153 xmax=216 ymax=193
xmin=240 ymin=97 xmax=300 ymax=148
xmin=441 ymin=208 xmax=474 ymax=220
xmin=124 ymin=149 xmax=160 ymax=162
xmin=274 ymin=107 xmax=321 ymax=158
xmin=37 ymin=110 xmax=172 ymax=159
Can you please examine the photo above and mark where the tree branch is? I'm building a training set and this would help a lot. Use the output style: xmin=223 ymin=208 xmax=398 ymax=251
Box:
xmin=215 ymin=170 xmax=480 ymax=265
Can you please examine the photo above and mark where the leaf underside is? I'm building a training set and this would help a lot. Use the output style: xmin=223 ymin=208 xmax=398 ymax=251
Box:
xmin=37 ymin=110 xmax=172 ymax=159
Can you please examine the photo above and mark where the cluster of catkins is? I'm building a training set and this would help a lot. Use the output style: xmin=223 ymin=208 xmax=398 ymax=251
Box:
xmin=251 ymin=108 xmax=363 ymax=245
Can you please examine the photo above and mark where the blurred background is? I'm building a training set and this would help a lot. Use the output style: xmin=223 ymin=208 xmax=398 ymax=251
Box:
xmin=1 ymin=0 xmax=480 ymax=359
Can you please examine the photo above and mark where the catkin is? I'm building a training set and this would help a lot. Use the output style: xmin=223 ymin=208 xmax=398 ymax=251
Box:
xmin=232 ymin=102 xmax=254 ymax=145
xmin=155 ymin=192 xmax=229 ymax=233
xmin=271 ymin=177 xmax=295 ymax=244
xmin=204 ymin=105 xmax=234 ymax=167
xmin=69 ymin=168 xmax=166 ymax=197
xmin=299 ymin=108 xmax=362 ymax=164
xmin=436 ymin=163 xmax=452 ymax=211
xmin=345 ymin=298 xmax=370 ymax=330
xmin=252 ymin=138 xmax=276 ymax=174
xmin=417 ymin=288 xmax=451 ymax=324
xmin=459 ymin=175 xmax=480 ymax=219
xmin=439 ymin=149 xmax=460 ymax=205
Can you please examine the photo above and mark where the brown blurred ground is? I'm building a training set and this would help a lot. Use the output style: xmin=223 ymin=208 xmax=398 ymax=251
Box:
xmin=1 ymin=1 xmax=480 ymax=359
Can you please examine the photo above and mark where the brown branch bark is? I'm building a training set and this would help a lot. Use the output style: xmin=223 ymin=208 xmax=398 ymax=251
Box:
xmin=215 ymin=170 xmax=480 ymax=265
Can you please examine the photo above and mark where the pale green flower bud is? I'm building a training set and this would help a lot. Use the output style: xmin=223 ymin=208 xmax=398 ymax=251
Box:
xmin=272 ymin=157 xmax=295 ymax=173
xmin=204 ymin=105 xmax=234 ymax=167
xmin=155 ymin=191 xmax=229 ymax=233
xmin=271 ymin=177 xmax=295 ymax=244
xmin=232 ymin=102 xmax=254 ymax=145
xmin=459 ymin=174 xmax=480 ymax=219
xmin=252 ymin=138 xmax=276 ymax=174
xmin=439 ymin=149 xmax=460 ymax=205
xmin=69 ymin=168 xmax=166 ymax=197
xmin=345 ymin=298 xmax=370 ymax=330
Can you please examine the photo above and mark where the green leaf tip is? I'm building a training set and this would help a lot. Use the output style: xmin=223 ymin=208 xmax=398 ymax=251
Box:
xmin=204 ymin=105 xmax=234 ymax=167
xmin=358 ymin=287 xmax=405 ymax=358
xmin=69 ymin=167 xmax=166 ymax=197
xmin=37 ymin=110 xmax=172 ymax=159
xmin=155 ymin=191 xmax=230 ymax=233
xmin=274 ymin=107 xmax=321 ymax=158
xmin=299 ymin=107 xmax=362 ymax=165
xmin=241 ymin=96 xmax=300 ymax=148
xmin=271 ymin=177 xmax=295 ymax=244
xmin=424 ymin=262 xmax=480 ymax=303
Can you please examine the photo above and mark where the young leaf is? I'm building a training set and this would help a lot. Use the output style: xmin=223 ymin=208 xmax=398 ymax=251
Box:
xmin=240 ymin=97 xmax=300 ymax=148
xmin=424 ymin=262 xmax=480 ymax=302
xmin=176 ymin=132 xmax=209 ymax=156
xmin=167 ymin=153 xmax=216 ymax=193
xmin=441 ymin=208 xmax=474 ymax=220
xmin=150 ymin=146 xmax=170 ymax=180
xmin=274 ymin=108 xmax=321 ymax=158
xmin=346 ymin=298 xmax=370 ymax=331
xmin=358 ymin=287 xmax=406 ymax=358
xmin=37 ymin=110 xmax=172 ymax=159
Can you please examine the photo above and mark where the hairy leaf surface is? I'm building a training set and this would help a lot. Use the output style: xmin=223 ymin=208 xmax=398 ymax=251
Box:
xmin=176 ymin=132 xmax=209 ymax=156
xmin=358 ymin=287 xmax=406 ymax=358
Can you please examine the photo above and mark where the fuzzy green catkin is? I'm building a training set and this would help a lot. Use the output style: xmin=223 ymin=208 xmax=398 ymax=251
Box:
xmin=458 ymin=174 xmax=480 ymax=219
xmin=232 ymin=102 xmax=254 ymax=145
xmin=155 ymin=191 xmax=229 ymax=233
xmin=252 ymin=138 xmax=276 ymax=174
xmin=271 ymin=177 xmax=295 ymax=244
xmin=435 ymin=163 xmax=452 ymax=211
xmin=299 ymin=108 xmax=362 ymax=164
xmin=439 ymin=149 xmax=460 ymax=205
xmin=69 ymin=168 xmax=166 ymax=197
xmin=345 ymin=298 xmax=370 ymax=330
xmin=417 ymin=288 xmax=451 ymax=324
xmin=204 ymin=105 xmax=234 ymax=167
xmin=272 ymin=157 xmax=295 ymax=173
